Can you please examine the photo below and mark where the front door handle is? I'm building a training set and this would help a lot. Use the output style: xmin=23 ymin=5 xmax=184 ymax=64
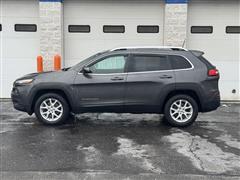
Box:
xmin=111 ymin=77 xmax=124 ymax=81
xmin=159 ymin=75 xmax=173 ymax=79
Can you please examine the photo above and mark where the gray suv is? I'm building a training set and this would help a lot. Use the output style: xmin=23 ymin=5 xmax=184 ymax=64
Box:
xmin=11 ymin=47 xmax=220 ymax=127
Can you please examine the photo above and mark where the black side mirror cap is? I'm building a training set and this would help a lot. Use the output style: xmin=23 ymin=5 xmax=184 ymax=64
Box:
xmin=82 ymin=67 xmax=92 ymax=74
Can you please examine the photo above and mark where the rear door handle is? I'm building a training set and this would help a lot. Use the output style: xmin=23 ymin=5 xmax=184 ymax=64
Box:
xmin=111 ymin=76 xmax=124 ymax=81
xmin=159 ymin=75 xmax=173 ymax=79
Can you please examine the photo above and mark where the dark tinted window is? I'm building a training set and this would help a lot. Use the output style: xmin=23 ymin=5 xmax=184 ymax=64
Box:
xmin=103 ymin=25 xmax=125 ymax=33
xmin=169 ymin=55 xmax=192 ymax=69
xmin=226 ymin=26 xmax=240 ymax=34
xmin=15 ymin=24 xmax=37 ymax=32
xmin=191 ymin=26 xmax=213 ymax=34
xmin=0 ymin=24 xmax=2 ymax=31
xmin=137 ymin=25 xmax=159 ymax=33
xmin=128 ymin=55 xmax=170 ymax=72
xmin=68 ymin=25 xmax=90 ymax=33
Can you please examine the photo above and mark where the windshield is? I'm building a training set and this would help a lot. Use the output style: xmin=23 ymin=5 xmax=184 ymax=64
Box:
xmin=69 ymin=50 xmax=109 ymax=71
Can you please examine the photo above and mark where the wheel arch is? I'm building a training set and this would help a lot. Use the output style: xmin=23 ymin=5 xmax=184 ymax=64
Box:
xmin=161 ymin=89 xmax=202 ymax=112
xmin=30 ymin=89 xmax=73 ymax=114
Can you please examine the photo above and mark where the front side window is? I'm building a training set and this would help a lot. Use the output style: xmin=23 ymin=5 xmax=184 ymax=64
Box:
xmin=169 ymin=55 xmax=192 ymax=70
xmin=128 ymin=55 xmax=170 ymax=72
xmin=89 ymin=55 xmax=126 ymax=74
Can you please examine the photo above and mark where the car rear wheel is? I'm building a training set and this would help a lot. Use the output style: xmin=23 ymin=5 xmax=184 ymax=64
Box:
xmin=34 ymin=93 xmax=69 ymax=125
xmin=164 ymin=95 xmax=198 ymax=127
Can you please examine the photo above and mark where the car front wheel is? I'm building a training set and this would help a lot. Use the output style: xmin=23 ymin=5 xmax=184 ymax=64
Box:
xmin=34 ymin=93 xmax=69 ymax=125
xmin=164 ymin=95 xmax=198 ymax=127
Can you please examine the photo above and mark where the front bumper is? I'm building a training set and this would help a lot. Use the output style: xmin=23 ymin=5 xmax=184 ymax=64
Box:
xmin=11 ymin=86 xmax=32 ymax=114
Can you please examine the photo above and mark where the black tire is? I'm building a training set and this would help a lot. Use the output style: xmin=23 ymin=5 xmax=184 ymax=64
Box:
xmin=164 ymin=94 xmax=198 ymax=127
xmin=34 ymin=93 xmax=70 ymax=125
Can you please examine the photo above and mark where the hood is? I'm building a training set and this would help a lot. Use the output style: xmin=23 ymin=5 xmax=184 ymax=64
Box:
xmin=16 ymin=71 xmax=53 ymax=81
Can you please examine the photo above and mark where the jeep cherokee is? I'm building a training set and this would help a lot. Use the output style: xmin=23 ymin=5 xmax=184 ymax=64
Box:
xmin=11 ymin=47 xmax=220 ymax=127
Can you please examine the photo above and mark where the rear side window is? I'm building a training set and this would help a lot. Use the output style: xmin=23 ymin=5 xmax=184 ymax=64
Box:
xmin=128 ymin=55 xmax=171 ymax=72
xmin=169 ymin=55 xmax=192 ymax=70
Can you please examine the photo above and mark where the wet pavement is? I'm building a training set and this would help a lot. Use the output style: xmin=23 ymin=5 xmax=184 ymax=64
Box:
xmin=0 ymin=100 xmax=240 ymax=180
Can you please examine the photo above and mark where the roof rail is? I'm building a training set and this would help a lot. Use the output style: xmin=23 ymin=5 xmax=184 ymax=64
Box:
xmin=110 ymin=46 xmax=188 ymax=52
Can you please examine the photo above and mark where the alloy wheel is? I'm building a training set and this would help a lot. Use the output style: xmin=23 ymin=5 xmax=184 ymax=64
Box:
xmin=169 ymin=99 xmax=193 ymax=123
xmin=39 ymin=98 xmax=63 ymax=122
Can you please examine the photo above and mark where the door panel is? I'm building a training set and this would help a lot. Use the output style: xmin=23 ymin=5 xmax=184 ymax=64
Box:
xmin=73 ymin=54 xmax=127 ymax=112
xmin=124 ymin=54 xmax=175 ymax=113
xmin=73 ymin=73 xmax=126 ymax=112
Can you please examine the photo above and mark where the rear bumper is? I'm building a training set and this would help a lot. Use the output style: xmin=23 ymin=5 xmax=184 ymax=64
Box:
xmin=201 ymin=90 xmax=220 ymax=112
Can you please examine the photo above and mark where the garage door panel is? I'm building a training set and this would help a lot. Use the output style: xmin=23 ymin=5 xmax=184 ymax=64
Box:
xmin=65 ymin=0 xmax=164 ymax=66
xmin=2 ymin=0 xmax=39 ymax=17
xmin=2 ymin=39 xmax=39 ymax=58
xmin=219 ymin=81 xmax=240 ymax=100
xmin=187 ymin=0 xmax=240 ymax=100
xmin=1 ymin=0 xmax=39 ymax=98
xmin=65 ymin=41 xmax=106 ymax=65
xmin=1 ymin=58 xmax=36 ymax=97
xmin=65 ymin=19 xmax=163 ymax=37
xmin=1 ymin=58 xmax=36 ymax=77
xmin=187 ymin=39 xmax=239 ymax=62
xmin=215 ymin=61 xmax=239 ymax=81
xmin=65 ymin=0 xmax=164 ymax=19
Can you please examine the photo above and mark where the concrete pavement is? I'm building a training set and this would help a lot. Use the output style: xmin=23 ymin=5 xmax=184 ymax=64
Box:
xmin=0 ymin=100 xmax=239 ymax=179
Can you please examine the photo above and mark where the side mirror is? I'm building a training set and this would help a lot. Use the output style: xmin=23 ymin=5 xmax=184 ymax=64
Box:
xmin=82 ymin=67 xmax=92 ymax=74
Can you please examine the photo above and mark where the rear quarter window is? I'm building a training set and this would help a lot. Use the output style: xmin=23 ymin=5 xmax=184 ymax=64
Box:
xmin=197 ymin=56 xmax=215 ymax=69
xmin=168 ymin=55 xmax=192 ymax=70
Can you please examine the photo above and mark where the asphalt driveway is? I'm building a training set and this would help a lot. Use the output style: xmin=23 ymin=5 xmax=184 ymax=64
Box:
xmin=0 ymin=100 xmax=239 ymax=180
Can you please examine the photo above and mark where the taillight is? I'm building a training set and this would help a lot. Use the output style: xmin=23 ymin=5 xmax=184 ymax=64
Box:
xmin=208 ymin=69 xmax=219 ymax=76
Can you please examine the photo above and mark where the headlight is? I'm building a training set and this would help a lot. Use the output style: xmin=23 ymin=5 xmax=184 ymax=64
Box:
xmin=15 ymin=79 xmax=34 ymax=85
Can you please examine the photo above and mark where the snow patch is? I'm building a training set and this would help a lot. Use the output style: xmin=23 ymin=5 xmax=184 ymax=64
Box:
xmin=113 ymin=137 xmax=162 ymax=173
xmin=216 ymin=134 xmax=240 ymax=150
xmin=77 ymin=145 xmax=102 ymax=166
xmin=163 ymin=130 xmax=240 ymax=174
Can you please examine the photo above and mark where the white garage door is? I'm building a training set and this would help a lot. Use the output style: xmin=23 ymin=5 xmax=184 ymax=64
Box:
xmin=187 ymin=0 xmax=240 ymax=100
xmin=64 ymin=0 xmax=164 ymax=67
xmin=0 ymin=0 xmax=39 ymax=98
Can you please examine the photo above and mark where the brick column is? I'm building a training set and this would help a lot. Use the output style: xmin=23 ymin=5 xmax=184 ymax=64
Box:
xmin=164 ymin=0 xmax=188 ymax=47
xmin=39 ymin=0 xmax=63 ymax=71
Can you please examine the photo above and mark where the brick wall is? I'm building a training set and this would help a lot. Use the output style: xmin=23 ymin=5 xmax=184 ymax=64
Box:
xmin=164 ymin=3 xmax=188 ymax=47
xmin=39 ymin=1 xmax=63 ymax=71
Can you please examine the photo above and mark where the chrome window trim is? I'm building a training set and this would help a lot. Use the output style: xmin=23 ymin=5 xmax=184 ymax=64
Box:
xmin=78 ymin=55 xmax=194 ymax=75
xmin=110 ymin=46 xmax=187 ymax=51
